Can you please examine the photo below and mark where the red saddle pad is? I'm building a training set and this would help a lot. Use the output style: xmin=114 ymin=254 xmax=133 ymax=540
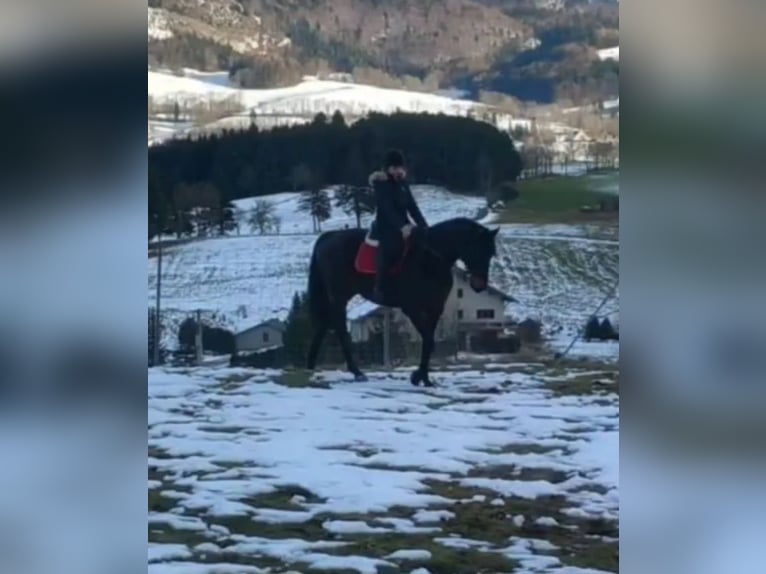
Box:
xmin=354 ymin=240 xmax=409 ymax=275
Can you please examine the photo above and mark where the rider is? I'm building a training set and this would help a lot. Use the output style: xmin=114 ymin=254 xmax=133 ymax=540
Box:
xmin=369 ymin=149 xmax=428 ymax=299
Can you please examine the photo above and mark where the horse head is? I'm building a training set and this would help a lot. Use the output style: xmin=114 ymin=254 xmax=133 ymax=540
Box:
xmin=427 ymin=218 xmax=499 ymax=293
xmin=460 ymin=223 xmax=499 ymax=293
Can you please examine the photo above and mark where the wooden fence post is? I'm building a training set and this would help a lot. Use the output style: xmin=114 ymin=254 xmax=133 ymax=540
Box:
xmin=195 ymin=310 xmax=203 ymax=365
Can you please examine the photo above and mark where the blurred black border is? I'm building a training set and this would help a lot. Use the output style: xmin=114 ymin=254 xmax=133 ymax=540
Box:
xmin=0 ymin=38 xmax=146 ymax=196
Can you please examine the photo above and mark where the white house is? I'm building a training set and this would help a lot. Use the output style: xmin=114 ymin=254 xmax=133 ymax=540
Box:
xmin=348 ymin=268 xmax=516 ymax=351
xmin=235 ymin=319 xmax=285 ymax=352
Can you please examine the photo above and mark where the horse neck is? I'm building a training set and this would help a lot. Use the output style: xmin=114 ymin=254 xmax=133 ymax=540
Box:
xmin=425 ymin=219 xmax=470 ymax=265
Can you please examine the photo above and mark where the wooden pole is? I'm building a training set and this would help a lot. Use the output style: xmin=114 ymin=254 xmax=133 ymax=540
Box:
xmin=153 ymin=228 xmax=162 ymax=366
xmin=195 ymin=309 xmax=203 ymax=365
xmin=383 ymin=309 xmax=391 ymax=369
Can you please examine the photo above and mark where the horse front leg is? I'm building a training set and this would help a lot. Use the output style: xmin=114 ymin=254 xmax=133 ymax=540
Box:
xmin=409 ymin=311 xmax=439 ymax=387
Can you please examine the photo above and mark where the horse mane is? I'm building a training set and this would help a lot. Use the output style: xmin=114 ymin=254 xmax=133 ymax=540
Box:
xmin=428 ymin=217 xmax=485 ymax=235
xmin=422 ymin=217 xmax=486 ymax=262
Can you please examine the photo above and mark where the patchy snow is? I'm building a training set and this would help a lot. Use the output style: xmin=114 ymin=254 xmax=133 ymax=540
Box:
xmin=412 ymin=509 xmax=455 ymax=523
xmin=323 ymin=520 xmax=392 ymax=534
xmin=149 ymin=564 xmax=266 ymax=574
xmin=597 ymin=46 xmax=619 ymax=62
xmin=148 ymin=365 xmax=618 ymax=572
xmin=386 ymin=549 xmax=433 ymax=561
xmin=148 ymin=543 xmax=192 ymax=562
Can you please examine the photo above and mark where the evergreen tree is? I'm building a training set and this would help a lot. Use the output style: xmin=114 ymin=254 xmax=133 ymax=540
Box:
xmin=282 ymin=292 xmax=312 ymax=366
xmin=218 ymin=201 xmax=238 ymax=236
xmin=148 ymin=111 xmax=525 ymax=231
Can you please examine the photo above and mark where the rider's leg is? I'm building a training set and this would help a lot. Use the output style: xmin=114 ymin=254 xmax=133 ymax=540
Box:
xmin=374 ymin=236 xmax=394 ymax=297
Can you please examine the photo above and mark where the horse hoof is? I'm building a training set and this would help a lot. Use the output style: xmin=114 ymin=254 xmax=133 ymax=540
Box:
xmin=354 ymin=373 xmax=368 ymax=382
xmin=410 ymin=370 xmax=422 ymax=386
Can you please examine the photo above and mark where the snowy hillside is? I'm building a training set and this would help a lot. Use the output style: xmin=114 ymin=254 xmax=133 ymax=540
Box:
xmin=149 ymin=69 xmax=483 ymax=115
xmin=231 ymin=186 xmax=485 ymax=235
xmin=147 ymin=68 xmax=495 ymax=143
xmin=492 ymin=229 xmax=618 ymax=358
xmin=149 ymin=187 xmax=486 ymax=347
xmin=149 ymin=183 xmax=618 ymax=360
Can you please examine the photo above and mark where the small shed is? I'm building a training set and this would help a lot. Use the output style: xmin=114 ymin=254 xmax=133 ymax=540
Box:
xmin=235 ymin=319 xmax=285 ymax=352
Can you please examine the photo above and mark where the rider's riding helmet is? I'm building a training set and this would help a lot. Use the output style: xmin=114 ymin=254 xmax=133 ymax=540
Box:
xmin=384 ymin=149 xmax=405 ymax=169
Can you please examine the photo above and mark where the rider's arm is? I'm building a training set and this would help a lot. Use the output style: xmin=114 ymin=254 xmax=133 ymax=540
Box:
xmin=373 ymin=180 xmax=403 ymax=230
xmin=404 ymin=185 xmax=427 ymax=227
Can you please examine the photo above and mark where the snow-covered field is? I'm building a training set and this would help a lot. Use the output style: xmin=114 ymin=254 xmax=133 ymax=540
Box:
xmin=149 ymin=362 xmax=618 ymax=574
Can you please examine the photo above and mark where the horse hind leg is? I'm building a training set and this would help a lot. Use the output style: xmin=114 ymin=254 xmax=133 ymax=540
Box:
xmin=306 ymin=323 xmax=327 ymax=371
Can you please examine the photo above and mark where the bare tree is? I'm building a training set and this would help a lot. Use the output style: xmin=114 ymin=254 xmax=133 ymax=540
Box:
xmin=248 ymin=200 xmax=278 ymax=235
xmin=335 ymin=146 xmax=373 ymax=228
xmin=298 ymin=188 xmax=331 ymax=233
xmin=563 ymin=135 xmax=576 ymax=175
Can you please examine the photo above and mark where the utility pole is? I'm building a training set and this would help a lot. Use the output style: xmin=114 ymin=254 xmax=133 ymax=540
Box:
xmin=195 ymin=309 xmax=203 ymax=365
xmin=153 ymin=217 xmax=163 ymax=366
xmin=383 ymin=308 xmax=391 ymax=369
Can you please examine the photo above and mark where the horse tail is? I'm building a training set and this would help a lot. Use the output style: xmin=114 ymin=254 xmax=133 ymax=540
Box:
xmin=307 ymin=239 xmax=330 ymax=323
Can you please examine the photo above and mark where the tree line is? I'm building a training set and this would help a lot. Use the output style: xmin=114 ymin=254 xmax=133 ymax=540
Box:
xmin=149 ymin=111 xmax=523 ymax=239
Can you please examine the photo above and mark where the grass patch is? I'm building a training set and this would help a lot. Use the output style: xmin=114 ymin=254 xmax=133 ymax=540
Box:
xmin=544 ymin=372 xmax=619 ymax=398
xmin=149 ymin=489 xmax=179 ymax=513
xmin=321 ymin=532 xmax=517 ymax=574
xmin=275 ymin=369 xmax=330 ymax=389
xmin=241 ymin=485 xmax=325 ymax=510
xmin=422 ymin=479 xmax=618 ymax=571
xmin=559 ymin=536 xmax=619 ymax=572
xmin=214 ymin=514 xmax=329 ymax=541
xmin=497 ymin=175 xmax=618 ymax=223
xmin=481 ymin=443 xmax=564 ymax=456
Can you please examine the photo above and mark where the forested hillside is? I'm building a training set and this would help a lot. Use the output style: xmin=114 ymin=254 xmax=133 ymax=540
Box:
xmin=149 ymin=111 xmax=522 ymax=237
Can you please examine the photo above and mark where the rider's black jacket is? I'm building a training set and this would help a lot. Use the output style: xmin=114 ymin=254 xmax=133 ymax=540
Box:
xmin=369 ymin=171 xmax=428 ymax=241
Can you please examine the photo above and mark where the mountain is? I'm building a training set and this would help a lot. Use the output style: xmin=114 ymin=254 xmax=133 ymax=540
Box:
xmin=148 ymin=0 xmax=618 ymax=104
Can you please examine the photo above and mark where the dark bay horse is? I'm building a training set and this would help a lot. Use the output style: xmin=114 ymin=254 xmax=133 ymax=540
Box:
xmin=306 ymin=217 xmax=500 ymax=386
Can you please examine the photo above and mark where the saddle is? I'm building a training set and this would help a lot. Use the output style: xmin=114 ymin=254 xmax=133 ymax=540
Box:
xmin=354 ymin=227 xmax=410 ymax=275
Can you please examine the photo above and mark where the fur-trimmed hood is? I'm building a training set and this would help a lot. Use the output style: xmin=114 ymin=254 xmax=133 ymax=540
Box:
xmin=368 ymin=170 xmax=388 ymax=186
